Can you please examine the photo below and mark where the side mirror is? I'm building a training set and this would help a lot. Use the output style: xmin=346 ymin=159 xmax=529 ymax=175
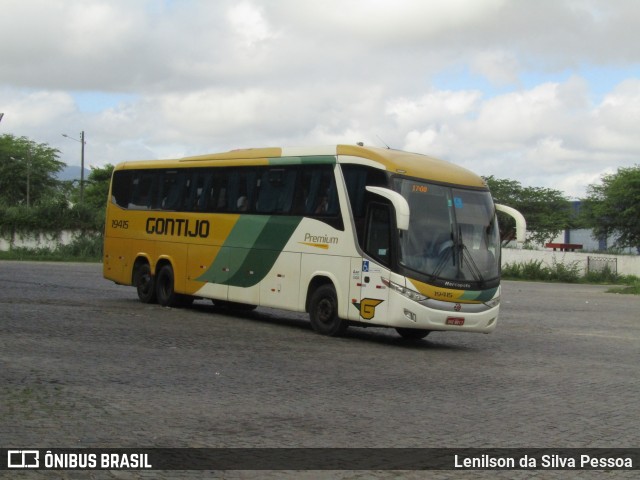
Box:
xmin=365 ymin=186 xmax=410 ymax=231
xmin=495 ymin=203 xmax=527 ymax=247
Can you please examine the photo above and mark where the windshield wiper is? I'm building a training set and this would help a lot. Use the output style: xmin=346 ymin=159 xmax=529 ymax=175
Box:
xmin=461 ymin=243 xmax=484 ymax=284
xmin=456 ymin=222 xmax=488 ymax=284
xmin=432 ymin=242 xmax=453 ymax=279
xmin=432 ymin=226 xmax=457 ymax=279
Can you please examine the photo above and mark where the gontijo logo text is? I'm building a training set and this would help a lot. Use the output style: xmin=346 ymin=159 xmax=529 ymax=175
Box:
xmin=145 ymin=217 xmax=210 ymax=238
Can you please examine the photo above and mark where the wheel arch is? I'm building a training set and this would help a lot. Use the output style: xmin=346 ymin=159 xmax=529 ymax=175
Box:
xmin=304 ymin=272 xmax=350 ymax=318
xmin=132 ymin=254 xmax=153 ymax=284
xmin=154 ymin=256 xmax=173 ymax=276
xmin=305 ymin=275 xmax=334 ymax=313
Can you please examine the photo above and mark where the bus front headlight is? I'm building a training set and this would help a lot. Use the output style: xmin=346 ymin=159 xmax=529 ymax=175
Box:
xmin=383 ymin=279 xmax=428 ymax=303
xmin=484 ymin=296 xmax=500 ymax=308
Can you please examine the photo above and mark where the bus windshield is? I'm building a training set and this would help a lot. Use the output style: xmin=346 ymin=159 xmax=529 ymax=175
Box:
xmin=394 ymin=178 xmax=500 ymax=286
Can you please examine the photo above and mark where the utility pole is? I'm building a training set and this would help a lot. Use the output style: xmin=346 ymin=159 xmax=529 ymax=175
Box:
xmin=80 ymin=130 xmax=85 ymax=202
xmin=62 ymin=131 xmax=86 ymax=202
xmin=26 ymin=147 xmax=31 ymax=208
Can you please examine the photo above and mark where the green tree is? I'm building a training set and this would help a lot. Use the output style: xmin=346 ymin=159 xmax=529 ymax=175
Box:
xmin=582 ymin=166 xmax=640 ymax=252
xmin=83 ymin=164 xmax=114 ymax=210
xmin=71 ymin=164 xmax=114 ymax=231
xmin=0 ymin=134 xmax=65 ymax=206
xmin=484 ymin=176 xmax=572 ymax=246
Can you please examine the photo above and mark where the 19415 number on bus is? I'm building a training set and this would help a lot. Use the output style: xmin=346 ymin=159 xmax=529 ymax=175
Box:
xmin=111 ymin=219 xmax=129 ymax=229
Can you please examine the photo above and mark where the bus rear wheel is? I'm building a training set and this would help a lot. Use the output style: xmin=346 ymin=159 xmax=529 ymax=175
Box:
xmin=309 ymin=284 xmax=348 ymax=336
xmin=155 ymin=264 xmax=193 ymax=308
xmin=395 ymin=327 xmax=430 ymax=340
xmin=134 ymin=263 xmax=156 ymax=304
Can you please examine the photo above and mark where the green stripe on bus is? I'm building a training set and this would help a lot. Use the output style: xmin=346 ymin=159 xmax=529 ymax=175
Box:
xmin=197 ymin=216 xmax=302 ymax=287
xmin=459 ymin=287 xmax=498 ymax=302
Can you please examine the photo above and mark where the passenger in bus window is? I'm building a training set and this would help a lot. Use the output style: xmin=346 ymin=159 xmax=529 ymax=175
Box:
xmin=315 ymin=195 xmax=328 ymax=214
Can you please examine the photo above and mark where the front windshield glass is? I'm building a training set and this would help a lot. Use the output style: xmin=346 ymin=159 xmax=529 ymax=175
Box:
xmin=395 ymin=179 xmax=500 ymax=285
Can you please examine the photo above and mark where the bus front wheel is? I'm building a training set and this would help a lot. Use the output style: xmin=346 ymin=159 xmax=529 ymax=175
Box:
xmin=309 ymin=284 xmax=348 ymax=336
xmin=134 ymin=263 xmax=156 ymax=304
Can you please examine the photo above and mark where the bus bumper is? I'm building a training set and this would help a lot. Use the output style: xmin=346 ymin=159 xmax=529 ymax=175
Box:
xmin=386 ymin=289 xmax=499 ymax=333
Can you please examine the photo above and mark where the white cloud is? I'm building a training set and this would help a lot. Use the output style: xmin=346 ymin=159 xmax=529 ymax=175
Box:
xmin=1 ymin=0 xmax=640 ymax=199
xmin=386 ymin=90 xmax=482 ymax=130
xmin=227 ymin=2 xmax=278 ymax=49
xmin=470 ymin=50 xmax=520 ymax=86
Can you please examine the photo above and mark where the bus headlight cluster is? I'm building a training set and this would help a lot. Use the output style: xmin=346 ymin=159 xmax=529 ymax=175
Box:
xmin=383 ymin=279 xmax=428 ymax=303
xmin=484 ymin=296 xmax=500 ymax=308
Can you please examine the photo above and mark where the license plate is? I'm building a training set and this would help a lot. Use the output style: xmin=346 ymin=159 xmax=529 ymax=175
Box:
xmin=446 ymin=317 xmax=465 ymax=326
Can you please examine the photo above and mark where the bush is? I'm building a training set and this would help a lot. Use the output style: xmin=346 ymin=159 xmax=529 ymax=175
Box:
xmin=503 ymin=259 xmax=639 ymax=293
xmin=0 ymin=199 xmax=103 ymax=236
xmin=0 ymin=234 xmax=103 ymax=262
xmin=502 ymin=260 xmax=550 ymax=281
xmin=56 ymin=233 xmax=103 ymax=259
xmin=549 ymin=258 xmax=581 ymax=283
xmin=502 ymin=259 xmax=580 ymax=283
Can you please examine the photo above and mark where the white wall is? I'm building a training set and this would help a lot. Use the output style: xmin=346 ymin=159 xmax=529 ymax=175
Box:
xmin=0 ymin=231 xmax=79 ymax=251
xmin=502 ymin=247 xmax=640 ymax=277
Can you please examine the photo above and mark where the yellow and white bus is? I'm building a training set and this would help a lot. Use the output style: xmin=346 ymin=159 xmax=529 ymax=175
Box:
xmin=104 ymin=144 xmax=524 ymax=339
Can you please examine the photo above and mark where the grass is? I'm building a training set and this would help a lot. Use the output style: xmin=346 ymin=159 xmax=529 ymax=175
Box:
xmin=606 ymin=280 xmax=640 ymax=295
xmin=502 ymin=260 xmax=640 ymax=294
xmin=501 ymin=259 xmax=582 ymax=283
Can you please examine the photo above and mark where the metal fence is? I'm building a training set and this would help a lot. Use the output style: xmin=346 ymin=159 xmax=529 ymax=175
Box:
xmin=587 ymin=256 xmax=618 ymax=275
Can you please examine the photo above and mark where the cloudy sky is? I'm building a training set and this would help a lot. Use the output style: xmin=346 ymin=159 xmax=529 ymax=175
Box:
xmin=1 ymin=0 xmax=639 ymax=198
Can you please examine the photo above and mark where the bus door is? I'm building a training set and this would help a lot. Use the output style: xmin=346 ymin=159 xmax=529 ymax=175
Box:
xmin=355 ymin=203 xmax=391 ymax=323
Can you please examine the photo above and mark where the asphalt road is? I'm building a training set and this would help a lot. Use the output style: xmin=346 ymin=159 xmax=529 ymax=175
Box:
xmin=1 ymin=261 xmax=639 ymax=479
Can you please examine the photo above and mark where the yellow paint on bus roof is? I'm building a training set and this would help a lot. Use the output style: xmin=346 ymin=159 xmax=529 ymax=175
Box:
xmin=115 ymin=159 xmax=182 ymax=170
xmin=336 ymin=145 xmax=486 ymax=188
xmin=181 ymin=147 xmax=283 ymax=161
xmin=114 ymin=144 xmax=486 ymax=188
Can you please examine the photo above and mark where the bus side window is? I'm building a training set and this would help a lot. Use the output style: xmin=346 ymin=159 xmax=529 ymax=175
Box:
xmin=158 ymin=171 xmax=188 ymax=211
xmin=227 ymin=170 xmax=258 ymax=213
xmin=298 ymin=167 xmax=337 ymax=216
xmin=189 ymin=169 xmax=218 ymax=212
xmin=214 ymin=172 xmax=229 ymax=211
xmin=256 ymin=168 xmax=296 ymax=214
xmin=342 ymin=165 xmax=388 ymax=248
xmin=129 ymin=171 xmax=156 ymax=210
xmin=294 ymin=165 xmax=343 ymax=229
xmin=111 ymin=170 xmax=132 ymax=208
xmin=291 ymin=167 xmax=308 ymax=215
xmin=364 ymin=203 xmax=392 ymax=266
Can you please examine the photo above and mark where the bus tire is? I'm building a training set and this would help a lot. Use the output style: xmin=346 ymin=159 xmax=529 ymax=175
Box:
xmin=134 ymin=263 xmax=156 ymax=304
xmin=156 ymin=264 xmax=180 ymax=307
xmin=309 ymin=284 xmax=348 ymax=336
xmin=395 ymin=327 xmax=430 ymax=340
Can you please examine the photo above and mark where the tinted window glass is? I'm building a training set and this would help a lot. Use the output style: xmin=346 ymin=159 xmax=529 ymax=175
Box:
xmin=111 ymin=171 xmax=132 ymax=208
xmin=365 ymin=203 xmax=392 ymax=266
xmin=129 ymin=171 xmax=157 ymax=209
xmin=110 ymin=164 xmax=342 ymax=230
